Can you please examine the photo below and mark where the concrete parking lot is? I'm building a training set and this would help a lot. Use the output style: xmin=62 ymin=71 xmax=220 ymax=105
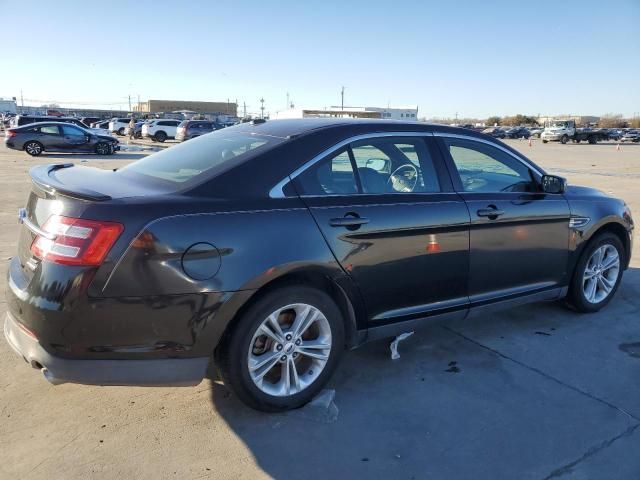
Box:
xmin=0 ymin=137 xmax=639 ymax=479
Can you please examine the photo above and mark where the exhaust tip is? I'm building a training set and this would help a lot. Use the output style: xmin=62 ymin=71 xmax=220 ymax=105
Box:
xmin=41 ymin=368 xmax=66 ymax=386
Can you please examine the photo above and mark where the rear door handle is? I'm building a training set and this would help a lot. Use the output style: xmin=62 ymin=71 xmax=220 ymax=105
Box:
xmin=477 ymin=208 xmax=505 ymax=218
xmin=329 ymin=217 xmax=370 ymax=227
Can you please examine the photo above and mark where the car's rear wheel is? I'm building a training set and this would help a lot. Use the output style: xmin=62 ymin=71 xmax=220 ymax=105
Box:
xmin=155 ymin=131 xmax=167 ymax=142
xmin=567 ymin=232 xmax=624 ymax=313
xmin=588 ymin=136 xmax=597 ymax=144
xmin=216 ymin=286 xmax=344 ymax=412
xmin=117 ymin=127 xmax=124 ymax=135
xmin=95 ymin=142 xmax=110 ymax=155
xmin=24 ymin=141 xmax=43 ymax=156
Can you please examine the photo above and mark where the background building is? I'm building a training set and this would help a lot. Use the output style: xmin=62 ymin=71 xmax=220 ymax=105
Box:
xmin=135 ymin=99 xmax=237 ymax=115
xmin=272 ymin=105 xmax=418 ymax=120
xmin=537 ymin=115 xmax=600 ymax=126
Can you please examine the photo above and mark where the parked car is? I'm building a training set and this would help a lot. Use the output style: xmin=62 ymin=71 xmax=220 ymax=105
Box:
xmin=528 ymin=127 xmax=543 ymax=138
xmin=108 ymin=118 xmax=134 ymax=136
xmin=11 ymin=115 xmax=111 ymax=136
xmin=175 ymin=120 xmax=220 ymax=141
xmin=141 ymin=119 xmax=181 ymax=142
xmin=541 ymin=120 xmax=607 ymax=144
xmin=481 ymin=127 xmax=507 ymax=139
xmin=604 ymin=129 xmax=624 ymax=141
xmin=4 ymin=121 xmax=119 ymax=156
xmin=620 ymin=130 xmax=640 ymax=143
xmin=80 ymin=117 xmax=101 ymax=127
xmin=91 ymin=120 xmax=111 ymax=130
xmin=124 ymin=121 xmax=145 ymax=139
xmin=3 ymin=119 xmax=633 ymax=411
xmin=504 ymin=127 xmax=531 ymax=139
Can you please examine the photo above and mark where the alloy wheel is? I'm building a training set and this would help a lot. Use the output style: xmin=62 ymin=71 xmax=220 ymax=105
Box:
xmin=247 ymin=303 xmax=332 ymax=397
xmin=582 ymin=244 xmax=620 ymax=304
xmin=25 ymin=142 xmax=41 ymax=155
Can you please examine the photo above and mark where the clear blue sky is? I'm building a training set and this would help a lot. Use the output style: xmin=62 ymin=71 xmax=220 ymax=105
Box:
xmin=2 ymin=0 xmax=639 ymax=118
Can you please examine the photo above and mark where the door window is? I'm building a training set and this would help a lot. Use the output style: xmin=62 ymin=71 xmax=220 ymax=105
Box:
xmin=443 ymin=138 xmax=535 ymax=193
xmin=295 ymin=149 xmax=357 ymax=195
xmin=62 ymin=125 xmax=85 ymax=136
xmin=350 ymin=137 xmax=440 ymax=193
xmin=38 ymin=125 xmax=60 ymax=135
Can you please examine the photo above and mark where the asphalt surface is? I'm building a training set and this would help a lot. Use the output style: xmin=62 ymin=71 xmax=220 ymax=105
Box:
xmin=0 ymin=136 xmax=638 ymax=479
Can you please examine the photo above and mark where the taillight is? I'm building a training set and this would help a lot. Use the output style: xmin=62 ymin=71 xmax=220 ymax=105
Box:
xmin=31 ymin=215 xmax=123 ymax=266
xmin=6 ymin=129 xmax=17 ymax=138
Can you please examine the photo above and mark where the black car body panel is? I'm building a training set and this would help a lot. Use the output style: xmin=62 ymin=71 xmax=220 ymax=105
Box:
xmin=4 ymin=119 xmax=634 ymax=388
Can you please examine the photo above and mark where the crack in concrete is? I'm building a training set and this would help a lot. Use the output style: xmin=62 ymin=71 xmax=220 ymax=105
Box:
xmin=443 ymin=326 xmax=640 ymax=478
xmin=443 ymin=326 xmax=639 ymax=422
xmin=542 ymin=423 xmax=640 ymax=479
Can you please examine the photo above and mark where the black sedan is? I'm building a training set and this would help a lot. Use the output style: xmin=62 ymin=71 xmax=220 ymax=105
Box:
xmin=4 ymin=119 xmax=634 ymax=411
xmin=4 ymin=122 xmax=119 ymax=156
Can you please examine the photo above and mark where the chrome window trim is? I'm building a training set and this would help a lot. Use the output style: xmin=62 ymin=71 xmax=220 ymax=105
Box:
xmin=432 ymin=132 xmax=544 ymax=177
xmin=269 ymin=131 xmax=434 ymax=198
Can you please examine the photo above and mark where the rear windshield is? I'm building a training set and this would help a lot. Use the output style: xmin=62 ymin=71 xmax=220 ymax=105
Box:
xmin=117 ymin=130 xmax=282 ymax=186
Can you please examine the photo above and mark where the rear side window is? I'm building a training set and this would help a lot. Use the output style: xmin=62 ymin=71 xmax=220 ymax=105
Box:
xmin=118 ymin=131 xmax=280 ymax=185
xmin=296 ymin=149 xmax=357 ymax=195
xmin=38 ymin=125 xmax=60 ymax=135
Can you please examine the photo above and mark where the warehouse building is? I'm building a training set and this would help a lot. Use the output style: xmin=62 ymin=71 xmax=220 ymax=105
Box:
xmin=135 ymin=100 xmax=237 ymax=115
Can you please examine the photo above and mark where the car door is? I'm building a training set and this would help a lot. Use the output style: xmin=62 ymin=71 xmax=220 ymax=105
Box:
xmin=436 ymin=134 xmax=570 ymax=304
xmin=60 ymin=124 xmax=90 ymax=151
xmin=35 ymin=124 xmax=64 ymax=151
xmin=293 ymin=133 xmax=470 ymax=326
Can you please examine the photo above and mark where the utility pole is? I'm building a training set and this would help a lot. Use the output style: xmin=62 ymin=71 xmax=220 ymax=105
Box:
xmin=286 ymin=92 xmax=290 ymax=110
xmin=260 ymin=98 xmax=265 ymax=119
xmin=128 ymin=95 xmax=131 ymax=111
xmin=20 ymin=89 xmax=24 ymax=112
xmin=137 ymin=94 xmax=140 ymax=112
xmin=243 ymin=102 xmax=247 ymax=118
xmin=341 ymin=86 xmax=345 ymax=111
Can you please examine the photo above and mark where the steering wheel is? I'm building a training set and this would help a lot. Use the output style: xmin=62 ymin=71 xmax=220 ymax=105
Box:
xmin=387 ymin=164 xmax=419 ymax=192
xmin=462 ymin=176 xmax=488 ymax=191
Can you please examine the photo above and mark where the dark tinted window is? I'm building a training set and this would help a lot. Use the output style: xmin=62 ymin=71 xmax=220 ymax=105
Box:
xmin=118 ymin=130 xmax=280 ymax=185
xmin=295 ymin=148 xmax=357 ymax=195
xmin=350 ymin=137 xmax=439 ymax=193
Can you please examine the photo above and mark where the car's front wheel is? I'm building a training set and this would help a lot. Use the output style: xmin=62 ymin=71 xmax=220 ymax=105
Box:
xmin=95 ymin=142 xmax=111 ymax=155
xmin=155 ymin=131 xmax=167 ymax=142
xmin=567 ymin=232 xmax=624 ymax=313
xmin=24 ymin=141 xmax=43 ymax=156
xmin=216 ymin=286 xmax=344 ymax=411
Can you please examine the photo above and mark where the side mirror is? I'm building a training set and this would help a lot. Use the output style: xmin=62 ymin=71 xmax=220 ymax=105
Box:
xmin=541 ymin=174 xmax=566 ymax=194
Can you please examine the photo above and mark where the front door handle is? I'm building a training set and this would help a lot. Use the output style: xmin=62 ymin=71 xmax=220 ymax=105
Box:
xmin=329 ymin=216 xmax=369 ymax=228
xmin=477 ymin=207 xmax=505 ymax=218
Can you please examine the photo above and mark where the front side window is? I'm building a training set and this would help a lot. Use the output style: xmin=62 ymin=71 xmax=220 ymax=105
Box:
xmin=443 ymin=138 xmax=535 ymax=193
xmin=62 ymin=125 xmax=85 ymax=136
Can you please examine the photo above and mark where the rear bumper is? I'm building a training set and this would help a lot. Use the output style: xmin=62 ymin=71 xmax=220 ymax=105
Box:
xmin=4 ymin=311 xmax=209 ymax=387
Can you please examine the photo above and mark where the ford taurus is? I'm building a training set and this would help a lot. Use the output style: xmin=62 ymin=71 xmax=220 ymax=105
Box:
xmin=4 ymin=119 xmax=634 ymax=411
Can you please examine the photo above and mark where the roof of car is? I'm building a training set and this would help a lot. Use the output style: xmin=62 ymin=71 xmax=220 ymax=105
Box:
xmin=231 ymin=118 xmax=482 ymax=139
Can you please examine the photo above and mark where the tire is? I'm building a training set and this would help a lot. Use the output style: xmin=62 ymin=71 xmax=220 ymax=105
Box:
xmin=542 ymin=139 xmax=548 ymax=143
xmin=588 ymin=136 xmax=597 ymax=144
xmin=561 ymin=135 xmax=569 ymax=144
xmin=155 ymin=131 xmax=167 ymax=142
xmin=566 ymin=232 xmax=625 ymax=313
xmin=117 ymin=127 xmax=124 ymax=136
xmin=24 ymin=141 xmax=43 ymax=156
xmin=95 ymin=142 xmax=110 ymax=155
xmin=216 ymin=286 xmax=345 ymax=412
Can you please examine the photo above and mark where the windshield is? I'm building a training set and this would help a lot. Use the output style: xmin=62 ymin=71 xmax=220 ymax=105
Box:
xmin=549 ymin=122 xmax=569 ymax=129
xmin=117 ymin=130 xmax=282 ymax=186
